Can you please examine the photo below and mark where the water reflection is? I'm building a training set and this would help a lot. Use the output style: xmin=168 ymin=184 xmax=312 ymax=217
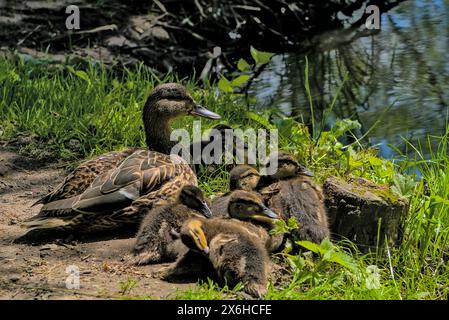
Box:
xmin=251 ymin=0 xmax=449 ymax=159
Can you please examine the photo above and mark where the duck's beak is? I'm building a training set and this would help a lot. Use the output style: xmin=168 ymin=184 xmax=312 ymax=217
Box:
xmin=250 ymin=205 xmax=279 ymax=223
xmin=170 ymin=228 xmax=181 ymax=239
xmin=261 ymin=205 xmax=279 ymax=219
xmin=200 ymin=201 xmax=213 ymax=218
xmin=191 ymin=103 xmax=221 ymax=120
xmin=298 ymin=165 xmax=314 ymax=177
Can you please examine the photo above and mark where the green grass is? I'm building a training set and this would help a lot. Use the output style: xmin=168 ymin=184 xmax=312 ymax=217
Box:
xmin=0 ymin=56 xmax=448 ymax=300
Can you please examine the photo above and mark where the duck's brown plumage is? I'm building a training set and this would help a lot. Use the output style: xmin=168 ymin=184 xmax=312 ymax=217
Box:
xmin=17 ymin=83 xmax=221 ymax=243
xmin=259 ymin=151 xmax=330 ymax=244
xmin=32 ymin=148 xmax=139 ymax=206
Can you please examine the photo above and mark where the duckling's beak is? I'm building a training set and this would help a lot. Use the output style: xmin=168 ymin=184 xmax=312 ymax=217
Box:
xmin=200 ymin=201 xmax=213 ymax=218
xmin=191 ymin=104 xmax=221 ymax=120
xmin=170 ymin=228 xmax=181 ymax=239
xmin=250 ymin=205 xmax=279 ymax=223
xmin=298 ymin=165 xmax=314 ymax=177
xmin=261 ymin=205 xmax=279 ymax=219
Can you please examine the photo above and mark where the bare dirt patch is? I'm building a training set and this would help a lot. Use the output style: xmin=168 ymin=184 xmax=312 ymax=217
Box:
xmin=0 ymin=148 xmax=194 ymax=300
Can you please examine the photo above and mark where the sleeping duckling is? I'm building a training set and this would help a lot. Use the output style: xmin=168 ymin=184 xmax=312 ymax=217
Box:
xmin=211 ymin=164 xmax=261 ymax=217
xmin=131 ymin=185 xmax=212 ymax=265
xmin=179 ymin=217 xmax=270 ymax=299
xmin=259 ymin=151 xmax=330 ymax=244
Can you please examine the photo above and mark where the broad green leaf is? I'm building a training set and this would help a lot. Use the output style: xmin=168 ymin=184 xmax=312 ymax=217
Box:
xmin=218 ymin=76 xmax=233 ymax=93
xmin=246 ymin=111 xmax=272 ymax=128
xmin=331 ymin=119 xmax=361 ymax=138
xmin=327 ymin=251 xmax=358 ymax=272
xmin=319 ymin=238 xmax=334 ymax=252
xmin=231 ymin=74 xmax=251 ymax=87
xmin=368 ymin=156 xmax=383 ymax=167
xmin=75 ymin=70 xmax=90 ymax=83
xmin=296 ymin=240 xmax=323 ymax=255
xmin=250 ymin=46 xmax=274 ymax=65
xmin=237 ymin=58 xmax=251 ymax=71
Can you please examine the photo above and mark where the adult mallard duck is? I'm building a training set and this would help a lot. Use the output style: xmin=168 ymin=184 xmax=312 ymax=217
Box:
xmin=17 ymin=83 xmax=221 ymax=243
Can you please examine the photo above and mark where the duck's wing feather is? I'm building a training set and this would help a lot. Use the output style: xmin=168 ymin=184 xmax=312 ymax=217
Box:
xmin=32 ymin=148 xmax=139 ymax=206
xmin=69 ymin=150 xmax=193 ymax=214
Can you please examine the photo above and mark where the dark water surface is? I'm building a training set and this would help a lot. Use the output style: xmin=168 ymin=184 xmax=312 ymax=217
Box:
xmin=251 ymin=0 xmax=449 ymax=159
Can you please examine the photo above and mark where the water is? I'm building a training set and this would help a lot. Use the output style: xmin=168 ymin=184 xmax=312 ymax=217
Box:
xmin=251 ymin=0 xmax=449 ymax=159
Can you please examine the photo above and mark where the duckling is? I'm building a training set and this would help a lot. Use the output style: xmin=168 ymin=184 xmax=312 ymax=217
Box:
xmin=259 ymin=151 xmax=330 ymax=244
xmin=257 ymin=150 xmax=314 ymax=189
xmin=223 ymin=190 xmax=282 ymax=252
xmin=187 ymin=124 xmax=248 ymax=174
xmin=179 ymin=217 xmax=270 ymax=299
xmin=210 ymin=164 xmax=260 ymax=217
xmin=157 ymin=190 xmax=280 ymax=283
xmin=131 ymin=185 xmax=211 ymax=265
xmin=17 ymin=83 xmax=221 ymax=243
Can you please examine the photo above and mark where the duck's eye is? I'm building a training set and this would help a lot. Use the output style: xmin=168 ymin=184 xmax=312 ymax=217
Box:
xmin=251 ymin=205 xmax=260 ymax=213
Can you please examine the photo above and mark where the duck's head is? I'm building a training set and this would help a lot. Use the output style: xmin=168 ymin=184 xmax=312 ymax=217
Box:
xmin=145 ymin=83 xmax=221 ymax=120
xmin=266 ymin=151 xmax=314 ymax=180
xmin=178 ymin=185 xmax=212 ymax=218
xmin=229 ymin=165 xmax=260 ymax=191
xmin=228 ymin=190 xmax=279 ymax=224
xmin=180 ymin=218 xmax=210 ymax=255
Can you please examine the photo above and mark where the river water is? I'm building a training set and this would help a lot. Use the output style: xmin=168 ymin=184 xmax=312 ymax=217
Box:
xmin=251 ymin=0 xmax=449 ymax=159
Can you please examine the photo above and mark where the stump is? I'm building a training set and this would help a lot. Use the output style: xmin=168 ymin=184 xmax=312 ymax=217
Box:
xmin=323 ymin=176 xmax=408 ymax=252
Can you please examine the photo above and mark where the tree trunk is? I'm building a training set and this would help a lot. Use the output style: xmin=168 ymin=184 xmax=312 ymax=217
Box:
xmin=323 ymin=176 xmax=408 ymax=253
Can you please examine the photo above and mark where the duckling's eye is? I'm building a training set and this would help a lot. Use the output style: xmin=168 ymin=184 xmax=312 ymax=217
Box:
xmin=251 ymin=205 xmax=260 ymax=213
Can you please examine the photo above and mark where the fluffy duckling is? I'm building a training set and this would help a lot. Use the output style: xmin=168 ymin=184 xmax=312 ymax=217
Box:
xmin=210 ymin=165 xmax=260 ymax=217
xmin=226 ymin=190 xmax=283 ymax=253
xmin=257 ymin=150 xmax=314 ymax=188
xmin=259 ymin=151 xmax=330 ymax=244
xmin=179 ymin=217 xmax=270 ymax=299
xmin=131 ymin=185 xmax=212 ymax=265
xmin=186 ymin=124 xmax=249 ymax=174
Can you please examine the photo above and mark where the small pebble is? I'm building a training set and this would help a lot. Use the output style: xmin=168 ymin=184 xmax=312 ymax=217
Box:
xmin=39 ymin=244 xmax=58 ymax=251
xmin=9 ymin=275 xmax=20 ymax=283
